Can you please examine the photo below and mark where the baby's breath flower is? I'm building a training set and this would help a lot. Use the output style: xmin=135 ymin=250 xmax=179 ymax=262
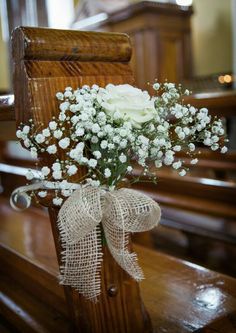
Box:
xmin=54 ymin=129 xmax=63 ymax=139
xmin=127 ymin=166 xmax=133 ymax=172
xmin=56 ymin=92 xmax=64 ymax=100
xmin=35 ymin=134 xmax=45 ymax=143
xmin=188 ymin=143 xmax=195 ymax=152
xmin=221 ymin=146 xmax=228 ymax=154
xmin=155 ymin=161 xmax=162 ymax=168
xmin=52 ymin=162 xmax=61 ymax=171
xmin=92 ymin=124 xmax=100 ymax=133
xmin=52 ymin=170 xmax=62 ymax=180
xmin=211 ymin=143 xmax=219 ymax=151
xmin=119 ymin=153 xmax=127 ymax=163
xmin=153 ymin=83 xmax=160 ymax=90
xmin=100 ymin=140 xmax=108 ymax=149
xmin=190 ymin=158 xmax=198 ymax=165
xmin=16 ymin=130 xmax=23 ymax=138
xmin=49 ymin=121 xmax=57 ymax=130
xmin=59 ymin=137 xmax=70 ymax=149
xmin=61 ymin=189 xmax=72 ymax=197
xmin=59 ymin=101 xmax=70 ymax=112
xmin=76 ymin=128 xmax=85 ymax=137
xmin=30 ymin=148 xmax=38 ymax=159
xmin=173 ymin=161 xmax=182 ymax=170
xmin=59 ymin=113 xmax=66 ymax=121
xmin=23 ymin=139 xmax=31 ymax=148
xmin=179 ymin=169 xmax=186 ymax=177
xmin=93 ymin=151 xmax=102 ymax=159
xmin=23 ymin=125 xmax=30 ymax=134
xmin=67 ymin=165 xmax=78 ymax=176
xmin=46 ymin=144 xmax=57 ymax=154
xmin=42 ymin=128 xmax=50 ymax=137
xmin=53 ymin=197 xmax=63 ymax=206
xmin=104 ymin=168 xmax=111 ymax=178
xmin=41 ymin=166 xmax=50 ymax=176
xmin=38 ymin=191 xmax=47 ymax=198
xmin=88 ymin=159 xmax=97 ymax=168
xmin=173 ymin=145 xmax=181 ymax=152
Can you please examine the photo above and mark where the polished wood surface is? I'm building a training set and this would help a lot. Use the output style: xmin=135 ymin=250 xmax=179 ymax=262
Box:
xmin=13 ymin=27 xmax=131 ymax=62
xmin=0 ymin=197 xmax=235 ymax=333
xmin=185 ymin=89 xmax=236 ymax=117
xmin=75 ymin=1 xmax=193 ymax=89
xmin=11 ymin=26 xmax=151 ymax=333
xmin=1 ymin=22 xmax=235 ymax=332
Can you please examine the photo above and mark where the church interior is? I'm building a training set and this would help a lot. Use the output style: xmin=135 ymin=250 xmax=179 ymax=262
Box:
xmin=0 ymin=1 xmax=235 ymax=332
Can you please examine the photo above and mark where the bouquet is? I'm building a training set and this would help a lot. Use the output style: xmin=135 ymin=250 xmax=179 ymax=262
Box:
xmin=12 ymin=82 xmax=227 ymax=300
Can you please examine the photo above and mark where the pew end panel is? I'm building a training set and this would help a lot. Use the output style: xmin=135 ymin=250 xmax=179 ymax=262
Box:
xmin=11 ymin=26 xmax=152 ymax=333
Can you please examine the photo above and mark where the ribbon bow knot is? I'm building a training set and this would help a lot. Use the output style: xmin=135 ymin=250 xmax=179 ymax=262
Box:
xmin=57 ymin=186 xmax=161 ymax=301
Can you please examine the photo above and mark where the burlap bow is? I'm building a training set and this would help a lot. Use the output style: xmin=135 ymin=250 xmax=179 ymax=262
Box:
xmin=57 ymin=186 xmax=161 ymax=301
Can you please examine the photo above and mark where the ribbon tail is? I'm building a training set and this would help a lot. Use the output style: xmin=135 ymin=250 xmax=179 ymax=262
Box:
xmin=102 ymin=194 xmax=144 ymax=282
xmin=59 ymin=225 xmax=103 ymax=301
xmin=57 ymin=186 xmax=103 ymax=301
xmin=102 ymin=188 xmax=161 ymax=282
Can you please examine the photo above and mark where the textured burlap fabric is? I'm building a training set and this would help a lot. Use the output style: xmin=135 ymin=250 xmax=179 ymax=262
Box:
xmin=58 ymin=186 xmax=161 ymax=301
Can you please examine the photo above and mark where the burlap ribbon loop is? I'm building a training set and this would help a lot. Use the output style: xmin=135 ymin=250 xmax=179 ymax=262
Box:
xmin=58 ymin=186 xmax=102 ymax=244
xmin=57 ymin=186 xmax=161 ymax=301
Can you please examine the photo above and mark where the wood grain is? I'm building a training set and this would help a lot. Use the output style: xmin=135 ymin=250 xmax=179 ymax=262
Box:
xmin=79 ymin=0 xmax=193 ymax=89
xmin=12 ymin=27 xmax=132 ymax=62
xmin=0 ymin=198 xmax=235 ymax=333
xmin=12 ymin=26 xmax=150 ymax=333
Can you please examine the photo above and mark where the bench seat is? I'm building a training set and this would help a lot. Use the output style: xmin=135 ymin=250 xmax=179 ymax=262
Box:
xmin=0 ymin=197 xmax=235 ymax=332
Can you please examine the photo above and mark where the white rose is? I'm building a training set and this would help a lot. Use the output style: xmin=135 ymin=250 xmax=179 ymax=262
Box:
xmin=99 ymin=84 xmax=155 ymax=128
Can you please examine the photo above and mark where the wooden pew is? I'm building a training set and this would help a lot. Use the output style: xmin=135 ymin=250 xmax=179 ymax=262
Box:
xmin=0 ymin=26 xmax=236 ymax=332
xmin=0 ymin=198 xmax=236 ymax=332
xmin=0 ymin=96 xmax=236 ymax=273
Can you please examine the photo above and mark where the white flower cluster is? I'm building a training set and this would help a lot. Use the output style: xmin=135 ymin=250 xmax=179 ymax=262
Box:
xmin=16 ymin=83 xmax=227 ymax=205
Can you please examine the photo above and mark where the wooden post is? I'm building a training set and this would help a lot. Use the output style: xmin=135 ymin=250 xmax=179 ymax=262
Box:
xmin=12 ymin=27 xmax=152 ymax=333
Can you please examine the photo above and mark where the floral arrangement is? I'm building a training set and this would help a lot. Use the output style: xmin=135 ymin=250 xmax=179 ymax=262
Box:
xmin=12 ymin=82 xmax=228 ymax=301
xmin=16 ymin=82 xmax=227 ymax=206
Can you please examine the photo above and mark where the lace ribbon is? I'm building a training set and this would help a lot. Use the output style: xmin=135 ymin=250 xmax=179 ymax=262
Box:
xmin=11 ymin=184 xmax=161 ymax=301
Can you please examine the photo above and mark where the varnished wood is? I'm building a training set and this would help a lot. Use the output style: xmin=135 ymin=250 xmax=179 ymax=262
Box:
xmin=74 ymin=0 xmax=193 ymax=89
xmin=12 ymin=27 xmax=132 ymax=62
xmin=11 ymin=26 xmax=150 ymax=333
xmin=184 ymin=89 xmax=236 ymax=117
xmin=0 ymin=198 xmax=235 ymax=332
xmin=0 ymin=272 xmax=70 ymax=333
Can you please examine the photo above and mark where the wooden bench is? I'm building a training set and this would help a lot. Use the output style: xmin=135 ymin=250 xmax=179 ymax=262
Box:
xmin=0 ymin=26 xmax=236 ymax=332
xmin=0 ymin=197 xmax=236 ymax=332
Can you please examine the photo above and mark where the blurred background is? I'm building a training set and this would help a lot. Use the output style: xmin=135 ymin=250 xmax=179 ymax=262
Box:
xmin=0 ymin=0 xmax=235 ymax=277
